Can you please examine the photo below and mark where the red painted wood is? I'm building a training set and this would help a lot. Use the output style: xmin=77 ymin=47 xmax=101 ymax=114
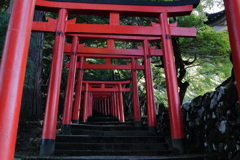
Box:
xmin=82 ymin=83 xmax=89 ymax=122
xmin=0 ymin=0 xmax=36 ymax=159
xmin=32 ymin=21 xmax=196 ymax=37
xmin=224 ymin=0 xmax=240 ymax=101
xmin=32 ymin=20 xmax=57 ymax=32
xmin=160 ymin=13 xmax=184 ymax=140
xmin=143 ymin=39 xmax=156 ymax=127
xmin=67 ymin=34 xmax=161 ymax=41
xmin=89 ymin=93 xmax=93 ymax=117
xmin=81 ymin=82 xmax=130 ymax=92
xmin=110 ymin=12 xmax=120 ymax=25
xmin=116 ymin=91 xmax=121 ymax=120
xmin=131 ymin=58 xmax=141 ymax=123
xmin=80 ymin=80 xmax=130 ymax=120
xmin=86 ymin=88 xmax=130 ymax=92
xmin=72 ymin=56 xmax=84 ymax=122
xmin=118 ymin=84 xmax=125 ymax=122
xmin=66 ymin=54 xmax=142 ymax=60
xmin=42 ymin=9 xmax=68 ymax=140
xmin=62 ymin=36 xmax=78 ymax=125
xmin=35 ymin=0 xmax=194 ymax=17
xmin=93 ymin=62 xmax=130 ymax=70
xmin=83 ymin=80 xmax=131 ymax=84
xmin=67 ymin=46 xmax=145 ymax=56
xmin=64 ymin=45 xmax=163 ymax=57
xmin=72 ymin=34 xmax=159 ymax=41
xmin=66 ymin=62 xmax=144 ymax=70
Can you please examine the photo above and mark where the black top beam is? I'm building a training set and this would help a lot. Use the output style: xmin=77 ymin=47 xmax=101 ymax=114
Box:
xmin=48 ymin=0 xmax=200 ymax=8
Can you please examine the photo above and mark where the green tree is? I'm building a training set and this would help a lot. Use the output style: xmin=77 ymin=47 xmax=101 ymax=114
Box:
xmin=176 ymin=8 xmax=231 ymax=101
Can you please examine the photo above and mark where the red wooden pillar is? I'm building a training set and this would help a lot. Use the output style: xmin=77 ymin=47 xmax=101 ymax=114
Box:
xmin=104 ymin=99 xmax=107 ymax=115
xmin=96 ymin=100 xmax=98 ymax=112
xmin=131 ymin=57 xmax=141 ymax=127
xmin=114 ymin=93 xmax=118 ymax=118
xmin=98 ymin=100 xmax=101 ymax=114
xmin=93 ymin=100 xmax=96 ymax=111
xmin=82 ymin=83 xmax=89 ymax=122
xmin=40 ymin=9 xmax=68 ymax=156
xmin=109 ymin=98 xmax=112 ymax=115
xmin=100 ymin=100 xmax=102 ymax=115
xmin=111 ymin=93 xmax=116 ymax=116
xmin=97 ymin=100 xmax=99 ymax=112
xmin=107 ymin=99 xmax=110 ymax=115
xmin=0 ymin=0 xmax=36 ymax=159
xmin=115 ymin=91 xmax=121 ymax=121
xmin=62 ymin=36 xmax=79 ymax=134
xmin=94 ymin=99 xmax=97 ymax=111
xmin=143 ymin=39 xmax=156 ymax=133
xmin=87 ymin=92 xmax=90 ymax=117
xmin=105 ymin=99 xmax=108 ymax=115
xmin=118 ymin=84 xmax=125 ymax=122
xmin=89 ymin=92 xmax=93 ymax=116
xmin=224 ymin=0 xmax=240 ymax=101
xmin=100 ymin=100 xmax=103 ymax=115
xmin=111 ymin=95 xmax=114 ymax=116
xmin=159 ymin=12 xmax=186 ymax=154
xmin=72 ymin=56 xmax=84 ymax=123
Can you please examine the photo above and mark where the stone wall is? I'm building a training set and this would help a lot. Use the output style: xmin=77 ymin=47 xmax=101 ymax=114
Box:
xmin=182 ymin=82 xmax=240 ymax=159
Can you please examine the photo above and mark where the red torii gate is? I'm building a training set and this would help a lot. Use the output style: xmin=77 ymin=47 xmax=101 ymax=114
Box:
xmin=80 ymin=80 xmax=130 ymax=122
xmin=92 ymin=93 xmax=117 ymax=118
xmin=63 ymin=34 xmax=164 ymax=130
xmin=1 ymin=0 xmax=200 ymax=157
xmin=3 ymin=0 xmax=240 ymax=159
xmin=62 ymin=75 xmax=131 ymax=134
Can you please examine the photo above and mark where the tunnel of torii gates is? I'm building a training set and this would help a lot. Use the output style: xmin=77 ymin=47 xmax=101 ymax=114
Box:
xmin=0 ymin=0 xmax=240 ymax=159
xmin=71 ymin=80 xmax=131 ymax=125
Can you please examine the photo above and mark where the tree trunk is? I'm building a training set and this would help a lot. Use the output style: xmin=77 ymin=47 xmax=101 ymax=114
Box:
xmin=20 ymin=10 xmax=45 ymax=121
xmin=172 ymin=37 xmax=189 ymax=104
xmin=6 ymin=0 xmax=14 ymax=14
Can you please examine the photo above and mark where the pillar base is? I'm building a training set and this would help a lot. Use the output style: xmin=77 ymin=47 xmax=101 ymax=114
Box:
xmin=172 ymin=138 xmax=186 ymax=154
xmin=148 ymin=126 xmax=157 ymax=134
xmin=61 ymin=124 xmax=71 ymax=135
xmin=134 ymin=121 xmax=141 ymax=127
xmin=72 ymin=120 xmax=79 ymax=124
xmin=39 ymin=139 xmax=55 ymax=156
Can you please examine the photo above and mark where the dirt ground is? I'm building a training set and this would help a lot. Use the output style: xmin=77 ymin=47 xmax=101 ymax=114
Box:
xmin=15 ymin=121 xmax=43 ymax=157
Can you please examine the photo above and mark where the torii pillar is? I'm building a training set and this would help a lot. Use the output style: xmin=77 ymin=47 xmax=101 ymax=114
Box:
xmin=0 ymin=0 xmax=36 ymax=159
xmin=159 ymin=12 xmax=185 ymax=154
xmin=224 ymin=0 xmax=240 ymax=101
xmin=72 ymin=56 xmax=84 ymax=123
xmin=62 ymin=36 xmax=79 ymax=134
xmin=40 ymin=9 xmax=68 ymax=156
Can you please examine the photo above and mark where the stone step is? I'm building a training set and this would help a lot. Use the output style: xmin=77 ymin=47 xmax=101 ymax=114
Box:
xmin=55 ymin=142 xmax=168 ymax=150
xmin=71 ymin=124 xmax=147 ymax=131
xmin=71 ymin=129 xmax=154 ymax=136
xmin=22 ymin=155 xmax=208 ymax=160
xmin=87 ymin=116 xmax=119 ymax=122
xmin=56 ymin=135 xmax=166 ymax=143
xmin=80 ymin=121 xmax=134 ymax=126
xmin=54 ymin=150 xmax=172 ymax=156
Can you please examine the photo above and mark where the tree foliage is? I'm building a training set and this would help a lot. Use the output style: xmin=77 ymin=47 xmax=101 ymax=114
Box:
xmin=176 ymin=6 xmax=231 ymax=101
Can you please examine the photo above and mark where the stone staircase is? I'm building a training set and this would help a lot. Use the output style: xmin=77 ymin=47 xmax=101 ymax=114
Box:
xmin=22 ymin=114 xmax=208 ymax=160
xmin=54 ymin=114 xmax=171 ymax=156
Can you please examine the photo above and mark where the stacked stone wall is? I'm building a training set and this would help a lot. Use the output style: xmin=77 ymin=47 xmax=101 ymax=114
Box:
xmin=157 ymin=82 xmax=240 ymax=159
xmin=181 ymin=82 xmax=240 ymax=159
